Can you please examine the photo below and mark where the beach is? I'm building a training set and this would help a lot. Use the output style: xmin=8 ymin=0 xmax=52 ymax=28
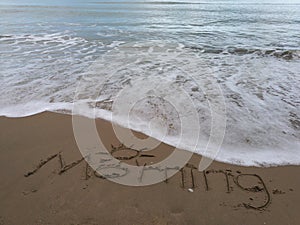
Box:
xmin=0 ymin=112 xmax=299 ymax=225
xmin=1 ymin=0 xmax=300 ymax=224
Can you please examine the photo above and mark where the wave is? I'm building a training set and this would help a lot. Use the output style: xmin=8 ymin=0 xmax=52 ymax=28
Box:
xmin=188 ymin=46 xmax=300 ymax=60
xmin=2 ymin=33 xmax=299 ymax=60
xmin=1 ymin=40 xmax=300 ymax=167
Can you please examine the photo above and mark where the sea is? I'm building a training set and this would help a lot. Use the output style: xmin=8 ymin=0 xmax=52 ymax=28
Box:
xmin=1 ymin=0 xmax=300 ymax=166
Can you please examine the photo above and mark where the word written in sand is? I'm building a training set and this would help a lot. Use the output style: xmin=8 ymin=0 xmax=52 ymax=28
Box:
xmin=25 ymin=146 xmax=272 ymax=210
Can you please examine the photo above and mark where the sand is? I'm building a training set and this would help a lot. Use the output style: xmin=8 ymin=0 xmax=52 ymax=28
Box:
xmin=0 ymin=112 xmax=299 ymax=225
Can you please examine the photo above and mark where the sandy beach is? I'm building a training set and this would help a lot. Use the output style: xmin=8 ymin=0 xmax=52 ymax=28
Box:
xmin=0 ymin=112 xmax=299 ymax=225
xmin=1 ymin=0 xmax=300 ymax=224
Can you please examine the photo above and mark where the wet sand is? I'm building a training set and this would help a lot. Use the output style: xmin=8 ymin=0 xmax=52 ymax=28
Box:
xmin=0 ymin=112 xmax=299 ymax=225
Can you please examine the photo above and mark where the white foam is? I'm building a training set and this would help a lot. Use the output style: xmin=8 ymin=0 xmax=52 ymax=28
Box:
xmin=71 ymin=41 xmax=300 ymax=166
xmin=0 ymin=102 xmax=73 ymax=118
xmin=1 ymin=40 xmax=300 ymax=167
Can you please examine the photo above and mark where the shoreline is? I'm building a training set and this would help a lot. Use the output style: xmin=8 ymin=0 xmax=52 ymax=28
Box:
xmin=3 ymin=109 xmax=299 ymax=168
xmin=0 ymin=112 xmax=299 ymax=224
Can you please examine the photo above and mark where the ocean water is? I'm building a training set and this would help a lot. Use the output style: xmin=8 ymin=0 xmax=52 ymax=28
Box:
xmin=1 ymin=0 xmax=300 ymax=166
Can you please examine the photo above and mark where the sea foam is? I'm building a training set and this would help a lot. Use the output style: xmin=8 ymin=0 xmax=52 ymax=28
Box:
xmin=1 ymin=38 xmax=300 ymax=167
